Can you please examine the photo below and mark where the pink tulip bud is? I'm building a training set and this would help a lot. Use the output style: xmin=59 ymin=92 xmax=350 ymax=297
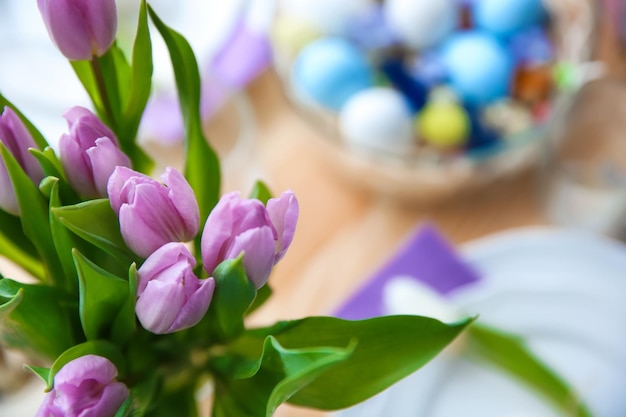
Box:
xmin=136 ymin=242 xmax=215 ymax=334
xmin=60 ymin=106 xmax=130 ymax=198
xmin=36 ymin=355 xmax=128 ymax=417
xmin=0 ymin=107 xmax=44 ymax=215
xmin=107 ymin=166 xmax=200 ymax=257
xmin=37 ymin=0 xmax=118 ymax=61
xmin=201 ymin=191 xmax=298 ymax=288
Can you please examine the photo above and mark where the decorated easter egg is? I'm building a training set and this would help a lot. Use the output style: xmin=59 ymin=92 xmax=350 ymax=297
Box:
xmin=271 ymin=16 xmax=323 ymax=60
xmin=339 ymin=87 xmax=414 ymax=153
xmin=474 ymin=0 xmax=547 ymax=37
xmin=293 ymin=37 xmax=374 ymax=110
xmin=384 ymin=0 xmax=458 ymax=49
xmin=278 ymin=0 xmax=374 ymax=35
xmin=441 ymin=31 xmax=513 ymax=105
xmin=380 ymin=58 xmax=429 ymax=112
xmin=417 ymin=100 xmax=470 ymax=148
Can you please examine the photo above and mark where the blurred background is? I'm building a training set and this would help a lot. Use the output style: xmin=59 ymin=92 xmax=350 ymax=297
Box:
xmin=1 ymin=0 xmax=626 ymax=416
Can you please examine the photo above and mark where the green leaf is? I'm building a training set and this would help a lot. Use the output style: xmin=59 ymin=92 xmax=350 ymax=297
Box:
xmin=48 ymin=179 xmax=79 ymax=293
xmin=213 ymin=336 xmax=353 ymax=417
xmin=466 ymin=324 xmax=592 ymax=417
xmin=203 ymin=257 xmax=256 ymax=343
xmin=120 ymin=0 xmax=153 ymax=143
xmin=52 ymin=198 xmax=134 ymax=262
xmin=148 ymin=5 xmax=221 ymax=238
xmin=0 ymin=92 xmax=49 ymax=149
xmin=230 ymin=315 xmax=473 ymax=411
xmin=249 ymin=181 xmax=273 ymax=205
xmin=117 ymin=0 xmax=154 ymax=174
xmin=24 ymin=365 xmax=51 ymax=386
xmin=110 ymin=264 xmax=138 ymax=345
xmin=48 ymin=340 xmax=127 ymax=389
xmin=31 ymin=148 xmax=80 ymax=204
xmin=0 ymin=278 xmax=79 ymax=362
xmin=71 ymin=60 xmax=106 ymax=119
xmin=74 ymin=249 xmax=131 ymax=341
xmin=73 ymin=250 xmax=134 ymax=340
xmin=0 ymin=209 xmax=44 ymax=280
xmin=0 ymin=143 xmax=63 ymax=284
xmin=246 ymin=283 xmax=272 ymax=316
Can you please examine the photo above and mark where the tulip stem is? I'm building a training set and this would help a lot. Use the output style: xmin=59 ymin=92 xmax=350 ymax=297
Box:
xmin=89 ymin=57 xmax=116 ymax=131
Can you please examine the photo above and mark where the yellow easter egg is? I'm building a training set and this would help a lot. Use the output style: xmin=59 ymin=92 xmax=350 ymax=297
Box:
xmin=417 ymin=102 xmax=470 ymax=148
xmin=271 ymin=16 xmax=323 ymax=59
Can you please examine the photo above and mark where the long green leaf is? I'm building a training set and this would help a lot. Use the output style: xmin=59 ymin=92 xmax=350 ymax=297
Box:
xmin=466 ymin=324 xmax=592 ymax=417
xmin=121 ymin=0 xmax=153 ymax=142
xmin=213 ymin=336 xmax=353 ymax=417
xmin=71 ymin=60 xmax=106 ymax=120
xmin=0 ymin=279 xmax=79 ymax=362
xmin=48 ymin=179 xmax=78 ymax=293
xmin=147 ymin=5 xmax=221 ymax=238
xmin=229 ymin=315 xmax=472 ymax=411
xmin=118 ymin=0 xmax=154 ymax=173
xmin=73 ymin=249 xmax=130 ymax=341
xmin=52 ymin=198 xmax=134 ymax=262
xmin=0 ymin=143 xmax=63 ymax=284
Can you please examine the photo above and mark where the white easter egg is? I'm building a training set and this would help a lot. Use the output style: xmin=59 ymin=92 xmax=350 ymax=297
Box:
xmin=384 ymin=0 xmax=458 ymax=49
xmin=339 ymin=87 xmax=414 ymax=154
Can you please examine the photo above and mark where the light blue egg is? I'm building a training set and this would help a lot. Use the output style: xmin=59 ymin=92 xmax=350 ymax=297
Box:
xmin=292 ymin=37 xmax=374 ymax=110
xmin=441 ymin=31 xmax=513 ymax=105
xmin=474 ymin=0 xmax=547 ymax=37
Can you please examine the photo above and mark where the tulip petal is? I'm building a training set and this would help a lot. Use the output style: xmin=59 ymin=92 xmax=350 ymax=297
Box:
xmin=87 ymin=137 xmax=131 ymax=196
xmin=118 ymin=202 xmax=173 ymax=258
xmin=38 ymin=0 xmax=93 ymax=60
xmin=107 ymin=167 xmax=140 ymax=213
xmin=267 ymin=190 xmax=299 ymax=263
xmin=80 ymin=0 xmax=117 ymax=57
xmin=136 ymin=278 xmax=186 ymax=334
xmin=168 ymin=277 xmax=215 ymax=333
xmin=227 ymin=226 xmax=276 ymax=288
xmin=162 ymin=167 xmax=200 ymax=238
xmin=60 ymin=132 xmax=98 ymax=197
xmin=201 ymin=192 xmax=239 ymax=274
xmin=137 ymin=242 xmax=195 ymax=293
xmin=0 ymin=164 xmax=18 ymax=215
xmin=82 ymin=381 xmax=128 ymax=417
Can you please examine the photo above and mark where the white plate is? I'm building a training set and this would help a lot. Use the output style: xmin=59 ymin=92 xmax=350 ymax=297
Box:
xmin=337 ymin=227 xmax=626 ymax=417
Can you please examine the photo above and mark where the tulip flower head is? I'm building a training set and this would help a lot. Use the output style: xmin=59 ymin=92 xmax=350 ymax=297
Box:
xmin=108 ymin=166 xmax=200 ymax=258
xmin=37 ymin=0 xmax=118 ymax=61
xmin=60 ymin=106 xmax=131 ymax=198
xmin=136 ymin=242 xmax=215 ymax=334
xmin=201 ymin=190 xmax=298 ymax=288
xmin=36 ymin=354 xmax=128 ymax=417
xmin=0 ymin=107 xmax=44 ymax=215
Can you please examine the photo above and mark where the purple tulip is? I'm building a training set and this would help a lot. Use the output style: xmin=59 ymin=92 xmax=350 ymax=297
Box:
xmin=136 ymin=242 xmax=215 ymax=334
xmin=60 ymin=106 xmax=131 ymax=198
xmin=0 ymin=107 xmax=44 ymax=215
xmin=36 ymin=354 xmax=128 ymax=417
xmin=37 ymin=0 xmax=117 ymax=61
xmin=108 ymin=166 xmax=200 ymax=258
xmin=201 ymin=190 xmax=298 ymax=288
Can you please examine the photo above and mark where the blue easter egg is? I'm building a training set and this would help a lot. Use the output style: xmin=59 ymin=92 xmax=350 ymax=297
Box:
xmin=441 ymin=32 xmax=513 ymax=105
xmin=292 ymin=37 xmax=374 ymax=110
xmin=474 ymin=0 xmax=547 ymax=37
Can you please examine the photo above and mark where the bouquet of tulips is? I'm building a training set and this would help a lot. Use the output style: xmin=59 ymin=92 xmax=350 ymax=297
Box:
xmin=0 ymin=1 xmax=589 ymax=417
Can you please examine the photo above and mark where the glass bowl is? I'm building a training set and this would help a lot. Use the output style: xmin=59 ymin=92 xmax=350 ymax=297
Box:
xmin=271 ymin=0 xmax=597 ymax=204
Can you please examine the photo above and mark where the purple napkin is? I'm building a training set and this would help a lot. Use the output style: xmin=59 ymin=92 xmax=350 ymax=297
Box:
xmin=334 ymin=223 xmax=480 ymax=320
